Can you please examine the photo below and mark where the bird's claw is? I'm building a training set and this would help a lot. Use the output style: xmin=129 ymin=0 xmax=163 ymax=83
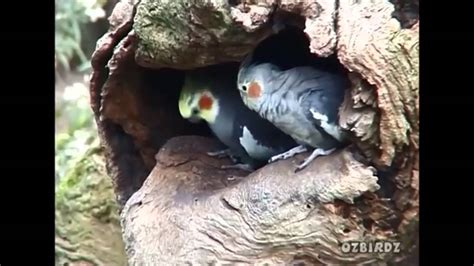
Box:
xmin=294 ymin=166 xmax=304 ymax=173
xmin=207 ymin=149 xmax=231 ymax=158
xmin=208 ymin=149 xmax=240 ymax=164
xmin=268 ymin=145 xmax=307 ymax=163
xmin=293 ymin=148 xmax=336 ymax=173
xmin=229 ymin=155 xmax=240 ymax=164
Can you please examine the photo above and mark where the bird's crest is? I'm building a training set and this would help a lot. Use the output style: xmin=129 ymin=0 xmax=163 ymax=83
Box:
xmin=240 ymin=50 xmax=254 ymax=69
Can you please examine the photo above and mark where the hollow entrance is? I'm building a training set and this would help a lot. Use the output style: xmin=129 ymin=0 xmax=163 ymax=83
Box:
xmin=100 ymin=25 xmax=351 ymax=203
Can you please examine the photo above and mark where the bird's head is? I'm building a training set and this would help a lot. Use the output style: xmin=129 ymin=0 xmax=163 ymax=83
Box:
xmin=178 ymin=76 xmax=219 ymax=124
xmin=237 ymin=55 xmax=278 ymax=111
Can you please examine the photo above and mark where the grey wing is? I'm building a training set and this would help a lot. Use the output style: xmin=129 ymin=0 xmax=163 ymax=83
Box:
xmin=296 ymin=68 xmax=348 ymax=143
xmin=233 ymin=104 xmax=296 ymax=159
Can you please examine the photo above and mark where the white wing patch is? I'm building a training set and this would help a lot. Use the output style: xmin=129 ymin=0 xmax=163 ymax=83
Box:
xmin=239 ymin=126 xmax=275 ymax=160
xmin=310 ymin=108 xmax=344 ymax=141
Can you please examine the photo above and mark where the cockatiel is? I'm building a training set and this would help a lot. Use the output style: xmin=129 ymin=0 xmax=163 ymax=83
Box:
xmin=236 ymin=52 xmax=350 ymax=172
xmin=178 ymin=64 xmax=298 ymax=171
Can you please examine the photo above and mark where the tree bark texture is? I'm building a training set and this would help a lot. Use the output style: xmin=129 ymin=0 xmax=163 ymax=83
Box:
xmin=90 ymin=0 xmax=419 ymax=264
xmin=55 ymin=145 xmax=127 ymax=266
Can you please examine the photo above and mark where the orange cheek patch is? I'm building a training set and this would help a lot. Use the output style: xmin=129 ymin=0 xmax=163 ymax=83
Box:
xmin=248 ymin=82 xmax=262 ymax=98
xmin=198 ymin=95 xmax=213 ymax=110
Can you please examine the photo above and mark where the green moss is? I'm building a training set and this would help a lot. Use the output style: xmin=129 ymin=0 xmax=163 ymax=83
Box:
xmin=55 ymin=142 xmax=127 ymax=265
xmin=134 ymin=0 xmax=244 ymax=66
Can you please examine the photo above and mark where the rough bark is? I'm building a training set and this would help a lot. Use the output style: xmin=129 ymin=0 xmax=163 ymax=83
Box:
xmin=55 ymin=143 xmax=127 ymax=265
xmin=90 ymin=0 xmax=419 ymax=264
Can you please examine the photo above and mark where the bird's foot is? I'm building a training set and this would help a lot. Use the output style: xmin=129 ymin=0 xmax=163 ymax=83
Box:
xmin=294 ymin=148 xmax=336 ymax=173
xmin=221 ymin=163 xmax=254 ymax=172
xmin=268 ymin=145 xmax=307 ymax=163
xmin=208 ymin=149 xmax=240 ymax=163
xmin=207 ymin=149 xmax=231 ymax=158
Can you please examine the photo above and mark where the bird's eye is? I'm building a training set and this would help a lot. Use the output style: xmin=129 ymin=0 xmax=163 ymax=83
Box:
xmin=192 ymin=108 xmax=199 ymax=115
xmin=242 ymin=85 xmax=248 ymax=92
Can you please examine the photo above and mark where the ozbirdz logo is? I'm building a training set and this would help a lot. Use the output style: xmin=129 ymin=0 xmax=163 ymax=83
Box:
xmin=340 ymin=241 xmax=401 ymax=254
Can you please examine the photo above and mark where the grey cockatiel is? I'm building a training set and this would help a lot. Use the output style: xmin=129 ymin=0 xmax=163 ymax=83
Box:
xmin=236 ymin=52 xmax=350 ymax=172
xmin=178 ymin=64 xmax=298 ymax=171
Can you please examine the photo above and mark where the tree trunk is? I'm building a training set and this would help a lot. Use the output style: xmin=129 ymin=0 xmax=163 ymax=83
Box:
xmin=90 ymin=0 xmax=419 ymax=264
xmin=55 ymin=142 xmax=127 ymax=265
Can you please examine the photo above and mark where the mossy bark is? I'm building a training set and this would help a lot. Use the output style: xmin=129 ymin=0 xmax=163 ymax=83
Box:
xmin=55 ymin=140 xmax=127 ymax=266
